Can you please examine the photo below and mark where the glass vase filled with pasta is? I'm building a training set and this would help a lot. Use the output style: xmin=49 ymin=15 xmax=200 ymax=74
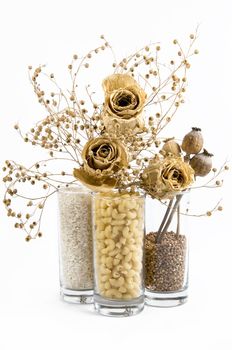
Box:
xmin=92 ymin=191 xmax=145 ymax=317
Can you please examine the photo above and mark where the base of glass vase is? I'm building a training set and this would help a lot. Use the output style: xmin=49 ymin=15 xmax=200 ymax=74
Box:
xmin=145 ymin=288 xmax=188 ymax=307
xmin=94 ymin=294 xmax=144 ymax=317
xmin=61 ymin=287 xmax=93 ymax=304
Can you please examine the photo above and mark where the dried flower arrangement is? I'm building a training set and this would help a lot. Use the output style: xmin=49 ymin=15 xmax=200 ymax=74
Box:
xmin=2 ymin=31 xmax=228 ymax=244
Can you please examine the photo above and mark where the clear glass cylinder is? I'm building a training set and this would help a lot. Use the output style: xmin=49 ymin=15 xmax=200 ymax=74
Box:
xmin=145 ymin=191 xmax=189 ymax=307
xmin=92 ymin=191 xmax=145 ymax=317
xmin=57 ymin=185 xmax=93 ymax=303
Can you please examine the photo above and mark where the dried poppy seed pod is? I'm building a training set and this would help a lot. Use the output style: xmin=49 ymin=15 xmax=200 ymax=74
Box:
xmin=162 ymin=138 xmax=181 ymax=156
xmin=190 ymin=149 xmax=213 ymax=177
xmin=181 ymin=127 xmax=204 ymax=154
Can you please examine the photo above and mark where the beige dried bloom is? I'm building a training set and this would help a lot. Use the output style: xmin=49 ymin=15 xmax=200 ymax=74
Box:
xmin=73 ymin=136 xmax=128 ymax=191
xmin=102 ymin=74 xmax=146 ymax=134
xmin=141 ymin=156 xmax=194 ymax=199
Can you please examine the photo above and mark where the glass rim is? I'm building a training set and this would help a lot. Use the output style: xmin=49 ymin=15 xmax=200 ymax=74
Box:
xmin=58 ymin=184 xmax=92 ymax=194
xmin=93 ymin=190 xmax=145 ymax=199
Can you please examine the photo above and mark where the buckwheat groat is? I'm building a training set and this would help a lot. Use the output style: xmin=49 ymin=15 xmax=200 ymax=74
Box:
xmin=93 ymin=192 xmax=144 ymax=300
xmin=145 ymin=231 xmax=187 ymax=291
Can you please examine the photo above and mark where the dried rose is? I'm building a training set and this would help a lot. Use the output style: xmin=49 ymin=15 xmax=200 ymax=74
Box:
xmin=141 ymin=156 xmax=194 ymax=199
xmin=73 ymin=136 xmax=128 ymax=191
xmin=102 ymin=74 xmax=146 ymax=134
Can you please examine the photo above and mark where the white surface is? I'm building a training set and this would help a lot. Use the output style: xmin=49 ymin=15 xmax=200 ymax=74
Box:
xmin=0 ymin=1 xmax=231 ymax=349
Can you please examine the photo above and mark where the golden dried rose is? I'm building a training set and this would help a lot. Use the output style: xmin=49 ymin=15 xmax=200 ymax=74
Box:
xmin=141 ymin=156 xmax=194 ymax=199
xmin=73 ymin=136 xmax=128 ymax=191
xmin=102 ymin=74 xmax=146 ymax=134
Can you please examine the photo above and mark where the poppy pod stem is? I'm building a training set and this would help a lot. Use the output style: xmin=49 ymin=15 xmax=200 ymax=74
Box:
xmin=157 ymin=198 xmax=174 ymax=236
xmin=156 ymin=193 xmax=183 ymax=243
xmin=176 ymin=205 xmax=180 ymax=235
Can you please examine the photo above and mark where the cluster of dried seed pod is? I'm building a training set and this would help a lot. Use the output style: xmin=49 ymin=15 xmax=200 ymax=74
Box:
xmin=181 ymin=127 xmax=213 ymax=176
xmin=93 ymin=192 xmax=144 ymax=300
xmin=161 ymin=127 xmax=213 ymax=177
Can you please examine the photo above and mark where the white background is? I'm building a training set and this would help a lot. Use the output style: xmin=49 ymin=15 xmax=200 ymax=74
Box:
xmin=0 ymin=0 xmax=231 ymax=349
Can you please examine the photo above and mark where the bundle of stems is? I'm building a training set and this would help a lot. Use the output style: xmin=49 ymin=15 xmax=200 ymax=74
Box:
xmin=156 ymin=193 xmax=184 ymax=243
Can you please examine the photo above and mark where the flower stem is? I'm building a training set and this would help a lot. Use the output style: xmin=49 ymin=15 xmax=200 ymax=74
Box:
xmin=162 ymin=194 xmax=183 ymax=233
xmin=157 ymin=194 xmax=183 ymax=243
xmin=176 ymin=204 xmax=180 ymax=235
xmin=157 ymin=198 xmax=174 ymax=236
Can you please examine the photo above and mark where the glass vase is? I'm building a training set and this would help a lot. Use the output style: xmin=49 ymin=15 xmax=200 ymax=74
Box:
xmin=92 ymin=191 xmax=145 ymax=317
xmin=145 ymin=191 xmax=189 ymax=307
xmin=57 ymin=185 xmax=94 ymax=303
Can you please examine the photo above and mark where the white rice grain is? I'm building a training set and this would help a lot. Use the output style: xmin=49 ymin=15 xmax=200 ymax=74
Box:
xmin=58 ymin=186 xmax=93 ymax=291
